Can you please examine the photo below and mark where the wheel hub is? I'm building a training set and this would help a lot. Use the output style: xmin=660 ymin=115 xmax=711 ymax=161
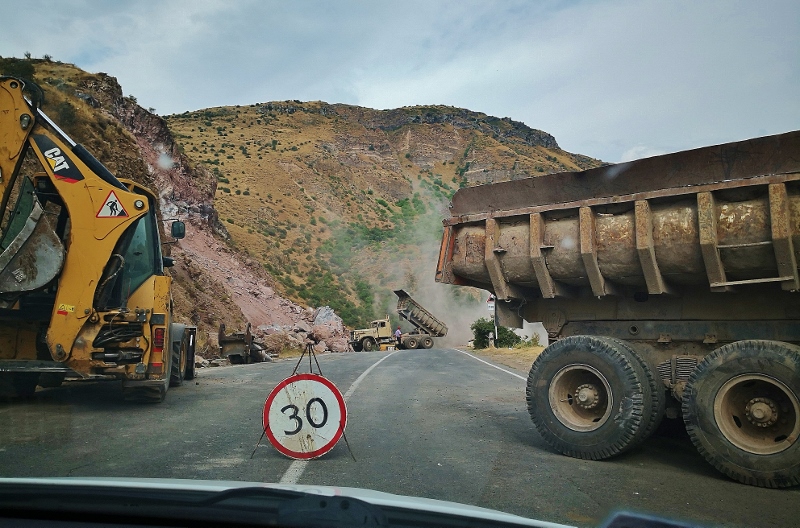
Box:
xmin=575 ymin=384 xmax=599 ymax=409
xmin=714 ymin=373 xmax=800 ymax=455
xmin=548 ymin=364 xmax=613 ymax=432
xmin=745 ymin=397 xmax=778 ymax=427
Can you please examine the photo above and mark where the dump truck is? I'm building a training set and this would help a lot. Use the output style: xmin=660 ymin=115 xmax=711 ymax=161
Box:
xmin=0 ymin=76 xmax=195 ymax=402
xmin=436 ymin=130 xmax=800 ymax=488
xmin=350 ymin=290 xmax=448 ymax=351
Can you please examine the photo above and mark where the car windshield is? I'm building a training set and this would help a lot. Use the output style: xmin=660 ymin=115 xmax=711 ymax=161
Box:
xmin=0 ymin=3 xmax=798 ymax=528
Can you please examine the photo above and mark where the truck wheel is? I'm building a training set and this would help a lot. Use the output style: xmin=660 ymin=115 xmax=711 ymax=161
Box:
xmin=682 ymin=340 xmax=800 ymax=488
xmin=352 ymin=342 xmax=363 ymax=352
xmin=362 ymin=338 xmax=377 ymax=352
xmin=422 ymin=337 xmax=434 ymax=349
xmin=525 ymin=335 xmax=649 ymax=460
xmin=404 ymin=337 xmax=419 ymax=349
xmin=597 ymin=337 xmax=665 ymax=449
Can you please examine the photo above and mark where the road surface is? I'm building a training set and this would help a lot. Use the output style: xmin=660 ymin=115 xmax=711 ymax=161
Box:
xmin=1 ymin=349 xmax=798 ymax=527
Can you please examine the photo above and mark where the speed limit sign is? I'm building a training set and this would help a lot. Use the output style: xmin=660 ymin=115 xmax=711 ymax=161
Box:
xmin=263 ymin=373 xmax=347 ymax=459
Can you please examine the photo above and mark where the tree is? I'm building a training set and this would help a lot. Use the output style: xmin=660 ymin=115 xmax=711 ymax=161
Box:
xmin=470 ymin=317 xmax=521 ymax=349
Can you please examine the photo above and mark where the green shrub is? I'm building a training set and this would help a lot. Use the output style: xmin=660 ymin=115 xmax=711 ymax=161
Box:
xmin=470 ymin=318 xmax=521 ymax=349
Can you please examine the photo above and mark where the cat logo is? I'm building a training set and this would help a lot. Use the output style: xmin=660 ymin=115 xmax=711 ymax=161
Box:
xmin=96 ymin=190 xmax=128 ymax=218
xmin=32 ymin=135 xmax=84 ymax=183
xmin=44 ymin=147 xmax=70 ymax=173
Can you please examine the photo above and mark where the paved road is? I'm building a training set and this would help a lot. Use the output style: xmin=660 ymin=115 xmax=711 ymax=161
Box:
xmin=1 ymin=349 xmax=798 ymax=527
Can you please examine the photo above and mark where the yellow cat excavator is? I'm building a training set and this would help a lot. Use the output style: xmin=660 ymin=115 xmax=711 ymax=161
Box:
xmin=0 ymin=76 xmax=194 ymax=402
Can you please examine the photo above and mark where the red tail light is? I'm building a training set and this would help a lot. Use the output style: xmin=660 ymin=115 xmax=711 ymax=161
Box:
xmin=153 ymin=327 xmax=165 ymax=350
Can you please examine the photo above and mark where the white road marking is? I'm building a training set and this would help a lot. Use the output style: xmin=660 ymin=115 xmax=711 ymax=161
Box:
xmin=278 ymin=351 xmax=397 ymax=484
xmin=452 ymin=348 xmax=527 ymax=381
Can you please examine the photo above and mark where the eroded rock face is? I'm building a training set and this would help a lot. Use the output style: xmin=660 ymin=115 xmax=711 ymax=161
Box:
xmin=312 ymin=307 xmax=344 ymax=334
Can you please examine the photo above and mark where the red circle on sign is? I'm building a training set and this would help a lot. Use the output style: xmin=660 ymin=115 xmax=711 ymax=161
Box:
xmin=262 ymin=373 xmax=347 ymax=460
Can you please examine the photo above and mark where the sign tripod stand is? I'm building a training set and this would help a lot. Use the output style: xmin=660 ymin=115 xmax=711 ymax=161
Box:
xmin=251 ymin=343 xmax=355 ymax=461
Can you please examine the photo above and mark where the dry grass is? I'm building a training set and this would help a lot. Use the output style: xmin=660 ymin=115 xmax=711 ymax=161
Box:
xmin=470 ymin=345 xmax=544 ymax=374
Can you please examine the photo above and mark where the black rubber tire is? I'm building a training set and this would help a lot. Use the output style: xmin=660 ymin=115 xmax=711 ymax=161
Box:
xmin=682 ymin=340 xmax=800 ymax=488
xmin=422 ymin=337 xmax=434 ymax=349
xmin=169 ymin=326 xmax=187 ymax=388
xmin=526 ymin=335 xmax=647 ymax=460
xmin=598 ymin=337 xmax=665 ymax=450
xmin=404 ymin=337 xmax=419 ymax=350
xmin=362 ymin=338 xmax=377 ymax=352
xmin=352 ymin=342 xmax=363 ymax=352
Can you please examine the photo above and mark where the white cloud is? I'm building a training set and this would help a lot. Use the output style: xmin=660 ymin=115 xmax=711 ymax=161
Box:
xmin=1 ymin=0 xmax=797 ymax=162
xmin=619 ymin=145 xmax=667 ymax=163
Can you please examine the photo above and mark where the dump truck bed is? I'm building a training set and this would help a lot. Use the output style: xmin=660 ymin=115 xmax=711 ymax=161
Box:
xmin=437 ymin=130 xmax=800 ymax=307
xmin=394 ymin=289 xmax=448 ymax=337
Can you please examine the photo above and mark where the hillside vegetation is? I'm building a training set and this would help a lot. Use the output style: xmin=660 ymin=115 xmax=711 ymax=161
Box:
xmin=164 ymin=101 xmax=601 ymax=326
xmin=1 ymin=55 xmax=602 ymax=344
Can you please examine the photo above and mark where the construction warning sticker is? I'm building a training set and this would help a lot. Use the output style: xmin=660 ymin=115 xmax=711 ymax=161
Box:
xmin=56 ymin=303 xmax=75 ymax=316
xmin=96 ymin=190 xmax=129 ymax=218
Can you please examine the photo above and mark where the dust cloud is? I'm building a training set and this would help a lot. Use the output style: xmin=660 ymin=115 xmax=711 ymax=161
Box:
xmin=372 ymin=187 xmax=490 ymax=347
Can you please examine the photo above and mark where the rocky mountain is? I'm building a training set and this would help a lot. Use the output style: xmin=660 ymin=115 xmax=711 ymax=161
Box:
xmin=0 ymin=56 xmax=602 ymax=351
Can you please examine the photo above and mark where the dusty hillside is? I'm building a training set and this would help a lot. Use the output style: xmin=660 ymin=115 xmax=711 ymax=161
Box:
xmin=164 ymin=101 xmax=602 ymax=332
xmin=1 ymin=56 xmax=603 ymax=348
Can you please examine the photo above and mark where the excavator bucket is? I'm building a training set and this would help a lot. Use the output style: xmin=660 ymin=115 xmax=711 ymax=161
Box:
xmin=0 ymin=177 xmax=64 ymax=305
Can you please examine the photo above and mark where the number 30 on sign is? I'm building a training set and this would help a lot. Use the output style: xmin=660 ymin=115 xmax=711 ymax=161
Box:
xmin=263 ymin=373 xmax=347 ymax=460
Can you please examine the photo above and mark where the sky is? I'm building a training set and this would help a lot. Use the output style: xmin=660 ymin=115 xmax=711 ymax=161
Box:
xmin=0 ymin=0 xmax=797 ymax=163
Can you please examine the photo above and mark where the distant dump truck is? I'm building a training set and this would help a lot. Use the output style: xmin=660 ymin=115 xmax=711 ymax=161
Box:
xmin=350 ymin=290 xmax=448 ymax=351
xmin=436 ymin=130 xmax=800 ymax=488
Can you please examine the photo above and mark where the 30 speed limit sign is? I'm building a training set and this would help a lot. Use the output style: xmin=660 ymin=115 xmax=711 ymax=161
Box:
xmin=263 ymin=373 xmax=347 ymax=459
